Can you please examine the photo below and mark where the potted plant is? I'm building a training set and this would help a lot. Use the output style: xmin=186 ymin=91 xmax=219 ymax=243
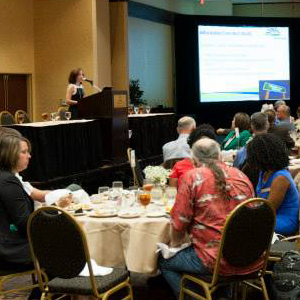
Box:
xmin=129 ymin=79 xmax=146 ymax=106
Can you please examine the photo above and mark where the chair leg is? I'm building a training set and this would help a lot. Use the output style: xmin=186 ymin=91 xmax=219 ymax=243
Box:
xmin=260 ymin=277 xmax=269 ymax=300
xmin=241 ymin=283 xmax=248 ymax=300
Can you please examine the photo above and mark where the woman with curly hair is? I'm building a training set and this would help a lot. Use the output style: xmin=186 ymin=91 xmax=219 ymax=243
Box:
xmin=247 ymin=133 xmax=299 ymax=235
xmin=222 ymin=112 xmax=252 ymax=150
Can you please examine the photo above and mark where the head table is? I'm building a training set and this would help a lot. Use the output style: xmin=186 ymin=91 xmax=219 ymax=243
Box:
xmin=77 ymin=214 xmax=170 ymax=274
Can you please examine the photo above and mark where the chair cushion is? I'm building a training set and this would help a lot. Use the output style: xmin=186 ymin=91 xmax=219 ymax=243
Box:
xmin=270 ymin=241 xmax=297 ymax=258
xmin=48 ymin=268 xmax=129 ymax=295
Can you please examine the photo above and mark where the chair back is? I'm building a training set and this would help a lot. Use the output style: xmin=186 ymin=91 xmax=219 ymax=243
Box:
xmin=162 ymin=158 xmax=184 ymax=170
xmin=15 ymin=110 xmax=31 ymax=124
xmin=58 ymin=106 xmax=68 ymax=120
xmin=0 ymin=111 xmax=15 ymax=125
xmin=211 ymin=198 xmax=275 ymax=284
xmin=27 ymin=207 xmax=89 ymax=279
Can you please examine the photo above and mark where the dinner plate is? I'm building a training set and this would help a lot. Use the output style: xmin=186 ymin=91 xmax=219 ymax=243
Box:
xmin=146 ymin=212 xmax=167 ymax=218
xmin=89 ymin=212 xmax=117 ymax=218
xmin=118 ymin=213 xmax=140 ymax=219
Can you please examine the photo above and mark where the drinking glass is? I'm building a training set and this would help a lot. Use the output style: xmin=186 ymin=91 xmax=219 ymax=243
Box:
xmin=128 ymin=105 xmax=134 ymax=115
xmin=134 ymin=106 xmax=139 ymax=114
xmin=138 ymin=106 xmax=144 ymax=114
xmin=17 ymin=113 xmax=25 ymax=124
xmin=65 ymin=111 xmax=71 ymax=121
xmin=145 ymin=106 xmax=151 ymax=114
xmin=165 ymin=186 xmax=177 ymax=203
xmin=138 ymin=191 xmax=151 ymax=210
xmin=50 ymin=112 xmax=57 ymax=121
xmin=98 ymin=186 xmax=109 ymax=194
xmin=151 ymin=185 xmax=163 ymax=205
xmin=143 ymin=178 xmax=154 ymax=192
xmin=112 ymin=181 xmax=123 ymax=193
xmin=42 ymin=113 xmax=49 ymax=121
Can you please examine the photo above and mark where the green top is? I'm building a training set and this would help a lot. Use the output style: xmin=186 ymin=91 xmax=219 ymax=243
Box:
xmin=221 ymin=130 xmax=252 ymax=150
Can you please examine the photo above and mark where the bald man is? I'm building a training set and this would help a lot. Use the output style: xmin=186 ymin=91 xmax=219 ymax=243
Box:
xmin=162 ymin=116 xmax=196 ymax=162
xmin=275 ymin=105 xmax=295 ymax=130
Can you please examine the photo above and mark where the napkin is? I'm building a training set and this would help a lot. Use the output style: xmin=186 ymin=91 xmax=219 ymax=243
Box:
xmin=72 ymin=189 xmax=91 ymax=204
xmin=45 ymin=189 xmax=71 ymax=205
xmin=79 ymin=259 xmax=113 ymax=276
xmin=156 ymin=242 xmax=191 ymax=259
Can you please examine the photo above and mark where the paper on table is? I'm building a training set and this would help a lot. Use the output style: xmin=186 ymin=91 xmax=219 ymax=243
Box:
xmin=79 ymin=259 xmax=113 ymax=276
xmin=72 ymin=189 xmax=91 ymax=204
xmin=156 ymin=242 xmax=191 ymax=259
xmin=45 ymin=189 xmax=71 ymax=205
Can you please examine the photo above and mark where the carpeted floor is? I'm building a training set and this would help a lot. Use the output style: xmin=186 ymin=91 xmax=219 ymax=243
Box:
xmin=0 ymin=273 xmax=263 ymax=300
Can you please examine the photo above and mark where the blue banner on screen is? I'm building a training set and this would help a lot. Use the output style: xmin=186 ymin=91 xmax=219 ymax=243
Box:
xmin=198 ymin=26 xmax=290 ymax=102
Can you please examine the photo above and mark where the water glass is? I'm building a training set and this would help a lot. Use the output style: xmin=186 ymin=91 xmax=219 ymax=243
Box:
xmin=151 ymin=185 xmax=163 ymax=205
xmin=143 ymin=178 xmax=154 ymax=192
xmin=50 ymin=112 xmax=57 ymax=121
xmin=65 ymin=111 xmax=71 ymax=121
xmin=17 ymin=113 xmax=25 ymax=124
xmin=98 ymin=186 xmax=109 ymax=194
xmin=165 ymin=186 xmax=177 ymax=204
xmin=145 ymin=106 xmax=151 ymax=114
xmin=134 ymin=106 xmax=139 ymax=114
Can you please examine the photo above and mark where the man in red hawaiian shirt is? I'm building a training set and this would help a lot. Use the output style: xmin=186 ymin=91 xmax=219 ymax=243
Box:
xmin=159 ymin=138 xmax=259 ymax=298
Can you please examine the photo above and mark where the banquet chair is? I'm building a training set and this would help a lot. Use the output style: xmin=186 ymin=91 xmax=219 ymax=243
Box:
xmin=27 ymin=206 xmax=133 ymax=300
xmin=15 ymin=110 xmax=31 ymax=124
xmin=0 ymin=265 xmax=39 ymax=296
xmin=179 ymin=198 xmax=275 ymax=300
xmin=58 ymin=106 xmax=68 ymax=120
xmin=0 ymin=111 xmax=16 ymax=125
xmin=127 ymin=148 xmax=144 ymax=187
xmin=162 ymin=158 xmax=184 ymax=170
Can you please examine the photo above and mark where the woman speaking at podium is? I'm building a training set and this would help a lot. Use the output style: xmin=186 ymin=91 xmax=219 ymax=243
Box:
xmin=66 ymin=68 xmax=85 ymax=119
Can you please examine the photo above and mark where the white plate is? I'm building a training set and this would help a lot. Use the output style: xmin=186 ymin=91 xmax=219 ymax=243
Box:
xmin=146 ymin=212 xmax=166 ymax=218
xmin=118 ymin=213 xmax=140 ymax=219
xmin=89 ymin=212 xmax=117 ymax=218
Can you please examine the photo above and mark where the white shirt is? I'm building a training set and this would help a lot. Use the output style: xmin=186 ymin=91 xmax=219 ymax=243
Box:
xmin=162 ymin=134 xmax=191 ymax=162
xmin=15 ymin=173 xmax=34 ymax=196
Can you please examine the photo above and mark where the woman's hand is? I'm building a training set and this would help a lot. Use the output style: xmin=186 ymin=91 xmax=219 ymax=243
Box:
xmin=217 ymin=128 xmax=225 ymax=135
xmin=57 ymin=193 xmax=73 ymax=208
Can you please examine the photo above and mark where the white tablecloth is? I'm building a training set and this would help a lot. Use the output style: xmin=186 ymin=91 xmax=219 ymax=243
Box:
xmin=13 ymin=119 xmax=94 ymax=127
xmin=128 ymin=113 xmax=174 ymax=118
xmin=78 ymin=215 xmax=170 ymax=274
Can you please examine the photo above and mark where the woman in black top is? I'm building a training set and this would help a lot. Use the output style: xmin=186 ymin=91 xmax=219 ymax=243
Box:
xmin=66 ymin=68 xmax=85 ymax=120
xmin=0 ymin=134 xmax=72 ymax=270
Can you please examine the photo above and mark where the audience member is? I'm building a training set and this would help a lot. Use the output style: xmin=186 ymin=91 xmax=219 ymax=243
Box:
xmin=247 ymin=133 xmax=299 ymax=235
xmin=0 ymin=134 xmax=72 ymax=271
xmin=163 ymin=116 xmax=196 ymax=162
xmin=275 ymin=105 xmax=295 ymax=130
xmin=264 ymin=109 xmax=275 ymax=131
xmin=233 ymin=112 xmax=269 ymax=169
xmin=159 ymin=138 xmax=258 ymax=299
xmin=221 ymin=112 xmax=251 ymax=150
xmin=169 ymin=126 xmax=216 ymax=188
xmin=274 ymin=100 xmax=286 ymax=111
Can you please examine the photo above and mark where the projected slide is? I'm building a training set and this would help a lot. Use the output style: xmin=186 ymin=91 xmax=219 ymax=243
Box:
xmin=198 ymin=26 xmax=290 ymax=102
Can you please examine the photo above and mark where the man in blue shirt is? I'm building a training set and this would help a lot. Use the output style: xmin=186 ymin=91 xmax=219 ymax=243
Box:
xmin=275 ymin=105 xmax=295 ymax=131
xmin=233 ymin=112 xmax=269 ymax=169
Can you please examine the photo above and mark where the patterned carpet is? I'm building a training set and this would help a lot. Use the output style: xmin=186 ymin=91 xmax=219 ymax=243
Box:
xmin=0 ymin=273 xmax=263 ymax=300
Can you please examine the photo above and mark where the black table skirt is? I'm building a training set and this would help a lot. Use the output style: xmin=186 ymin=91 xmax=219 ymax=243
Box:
xmin=6 ymin=114 xmax=177 ymax=183
xmin=129 ymin=114 xmax=177 ymax=159
xmin=9 ymin=120 xmax=106 ymax=182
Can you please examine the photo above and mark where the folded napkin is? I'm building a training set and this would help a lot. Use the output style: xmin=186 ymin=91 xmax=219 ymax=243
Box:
xmin=79 ymin=259 xmax=113 ymax=277
xmin=45 ymin=189 xmax=71 ymax=205
xmin=156 ymin=242 xmax=191 ymax=259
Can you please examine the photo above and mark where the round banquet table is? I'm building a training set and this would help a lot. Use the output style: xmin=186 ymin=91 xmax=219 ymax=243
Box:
xmin=77 ymin=214 xmax=171 ymax=274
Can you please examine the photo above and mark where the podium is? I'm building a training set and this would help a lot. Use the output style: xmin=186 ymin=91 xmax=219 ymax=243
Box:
xmin=78 ymin=88 xmax=129 ymax=162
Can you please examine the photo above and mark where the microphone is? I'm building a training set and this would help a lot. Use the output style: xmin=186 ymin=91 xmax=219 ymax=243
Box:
xmin=83 ymin=77 xmax=94 ymax=85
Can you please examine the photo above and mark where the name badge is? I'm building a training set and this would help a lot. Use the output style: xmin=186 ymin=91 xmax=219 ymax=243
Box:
xmin=260 ymin=188 xmax=270 ymax=194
